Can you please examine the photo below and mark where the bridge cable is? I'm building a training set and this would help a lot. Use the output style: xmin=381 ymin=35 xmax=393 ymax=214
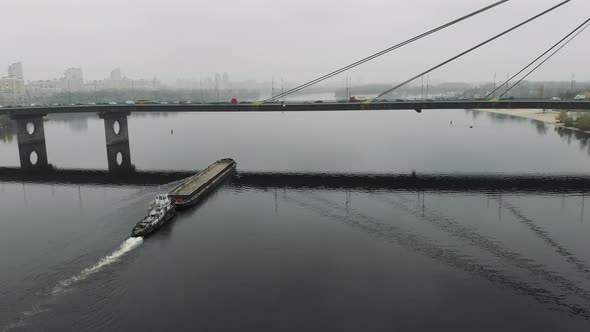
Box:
xmin=498 ymin=20 xmax=590 ymax=98
xmin=258 ymin=0 xmax=510 ymax=103
xmin=373 ymin=0 xmax=571 ymax=101
xmin=488 ymin=16 xmax=590 ymax=98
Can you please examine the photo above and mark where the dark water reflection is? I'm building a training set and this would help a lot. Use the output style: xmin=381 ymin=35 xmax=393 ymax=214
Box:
xmin=478 ymin=109 xmax=590 ymax=156
xmin=0 ymin=116 xmax=16 ymax=143
xmin=2 ymin=110 xmax=590 ymax=331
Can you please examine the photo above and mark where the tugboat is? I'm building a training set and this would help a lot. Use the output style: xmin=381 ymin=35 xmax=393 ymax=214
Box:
xmin=131 ymin=194 xmax=176 ymax=237
xmin=148 ymin=194 xmax=174 ymax=212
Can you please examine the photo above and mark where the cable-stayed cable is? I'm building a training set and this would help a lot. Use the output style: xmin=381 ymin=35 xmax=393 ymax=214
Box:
xmin=258 ymin=0 xmax=510 ymax=103
xmin=489 ymin=16 xmax=590 ymax=98
xmin=373 ymin=0 xmax=571 ymax=101
xmin=499 ymin=20 xmax=590 ymax=98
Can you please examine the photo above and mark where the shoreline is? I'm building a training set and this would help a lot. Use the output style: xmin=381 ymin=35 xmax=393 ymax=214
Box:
xmin=475 ymin=108 xmax=560 ymax=124
xmin=474 ymin=109 xmax=590 ymax=135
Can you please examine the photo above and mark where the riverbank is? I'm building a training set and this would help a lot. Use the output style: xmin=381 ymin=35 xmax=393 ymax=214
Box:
xmin=475 ymin=108 xmax=590 ymax=135
xmin=475 ymin=109 xmax=560 ymax=124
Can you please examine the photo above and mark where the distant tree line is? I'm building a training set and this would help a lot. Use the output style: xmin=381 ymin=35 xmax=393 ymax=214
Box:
xmin=556 ymin=111 xmax=590 ymax=131
xmin=334 ymin=81 xmax=590 ymax=100
xmin=2 ymin=88 xmax=262 ymax=106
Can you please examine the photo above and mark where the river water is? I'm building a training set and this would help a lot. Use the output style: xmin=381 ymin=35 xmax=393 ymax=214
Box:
xmin=2 ymin=109 xmax=590 ymax=331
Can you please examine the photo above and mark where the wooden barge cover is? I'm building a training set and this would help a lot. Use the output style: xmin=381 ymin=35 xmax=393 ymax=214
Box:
xmin=169 ymin=158 xmax=236 ymax=207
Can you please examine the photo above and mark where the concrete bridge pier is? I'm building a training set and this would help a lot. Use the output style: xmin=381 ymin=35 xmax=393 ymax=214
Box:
xmin=100 ymin=112 xmax=133 ymax=173
xmin=12 ymin=114 xmax=49 ymax=169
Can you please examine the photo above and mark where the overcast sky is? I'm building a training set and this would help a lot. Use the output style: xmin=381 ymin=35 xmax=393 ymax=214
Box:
xmin=1 ymin=0 xmax=589 ymax=84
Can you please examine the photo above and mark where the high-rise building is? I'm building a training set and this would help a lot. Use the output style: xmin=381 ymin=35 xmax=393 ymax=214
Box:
xmin=0 ymin=77 xmax=26 ymax=101
xmin=105 ymin=68 xmax=129 ymax=90
xmin=110 ymin=68 xmax=122 ymax=81
xmin=222 ymin=72 xmax=229 ymax=88
xmin=62 ymin=67 xmax=84 ymax=92
xmin=7 ymin=62 xmax=23 ymax=79
xmin=27 ymin=79 xmax=62 ymax=97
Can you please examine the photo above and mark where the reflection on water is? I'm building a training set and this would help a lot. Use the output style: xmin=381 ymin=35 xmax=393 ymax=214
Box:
xmin=288 ymin=191 xmax=590 ymax=319
xmin=2 ymin=109 xmax=590 ymax=173
xmin=4 ymin=167 xmax=590 ymax=194
xmin=555 ymin=126 xmax=590 ymax=154
xmin=3 ymin=180 xmax=590 ymax=330
xmin=475 ymin=109 xmax=590 ymax=156
xmin=3 ymin=110 xmax=590 ymax=330
xmin=0 ymin=116 xmax=16 ymax=143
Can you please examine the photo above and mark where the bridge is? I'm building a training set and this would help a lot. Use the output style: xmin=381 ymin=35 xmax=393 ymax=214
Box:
xmin=1 ymin=100 xmax=588 ymax=172
xmin=1 ymin=0 xmax=588 ymax=173
xmin=1 ymin=100 xmax=590 ymax=116
xmin=1 ymin=99 xmax=589 ymax=172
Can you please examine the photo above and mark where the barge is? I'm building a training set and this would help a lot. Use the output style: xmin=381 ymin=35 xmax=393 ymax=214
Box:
xmin=169 ymin=158 xmax=237 ymax=209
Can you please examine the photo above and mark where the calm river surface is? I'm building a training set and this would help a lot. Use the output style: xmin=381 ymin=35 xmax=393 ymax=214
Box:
xmin=2 ymin=109 xmax=590 ymax=331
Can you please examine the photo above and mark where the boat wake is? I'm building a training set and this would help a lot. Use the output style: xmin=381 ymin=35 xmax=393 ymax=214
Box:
xmin=52 ymin=237 xmax=143 ymax=294
xmin=1 ymin=237 xmax=143 ymax=332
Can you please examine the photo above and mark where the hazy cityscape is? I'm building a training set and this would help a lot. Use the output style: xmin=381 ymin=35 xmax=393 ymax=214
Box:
xmin=0 ymin=62 xmax=261 ymax=105
xmin=2 ymin=61 xmax=590 ymax=106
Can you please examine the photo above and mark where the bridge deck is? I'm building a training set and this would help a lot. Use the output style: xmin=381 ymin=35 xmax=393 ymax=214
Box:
xmin=1 ymin=100 xmax=590 ymax=117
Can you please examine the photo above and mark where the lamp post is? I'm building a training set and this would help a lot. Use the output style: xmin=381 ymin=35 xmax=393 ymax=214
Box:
xmin=571 ymin=73 xmax=575 ymax=97
xmin=200 ymin=78 xmax=204 ymax=103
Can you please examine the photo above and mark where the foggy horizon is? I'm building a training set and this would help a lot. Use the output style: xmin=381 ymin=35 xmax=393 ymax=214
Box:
xmin=1 ymin=0 xmax=589 ymax=84
xmin=0 ymin=0 xmax=590 ymax=83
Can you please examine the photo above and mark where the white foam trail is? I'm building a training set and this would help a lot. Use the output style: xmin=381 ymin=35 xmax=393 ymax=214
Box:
xmin=1 ymin=300 xmax=54 ymax=332
xmin=2 ymin=238 xmax=143 ymax=332
xmin=52 ymin=237 xmax=143 ymax=294
xmin=0 ymin=322 xmax=25 ymax=332
xmin=2 ymin=238 xmax=142 ymax=331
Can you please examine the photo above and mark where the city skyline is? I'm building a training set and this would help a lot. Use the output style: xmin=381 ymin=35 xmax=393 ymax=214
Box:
xmin=2 ymin=60 xmax=589 ymax=87
xmin=1 ymin=0 xmax=589 ymax=84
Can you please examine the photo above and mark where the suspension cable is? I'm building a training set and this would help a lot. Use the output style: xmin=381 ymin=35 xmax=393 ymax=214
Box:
xmin=499 ymin=20 xmax=590 ymax=98
xmin=489 ymin=17 xmax=590 ymax=98
xmin=373 ymin=0 xmax=571 ymax=101
xmin=258 ymin=0 xmax=510 ymax=103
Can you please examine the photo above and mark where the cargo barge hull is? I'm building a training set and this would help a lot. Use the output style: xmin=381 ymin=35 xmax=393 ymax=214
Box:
xmin=169 ymin=158 xmax=236 ymax=209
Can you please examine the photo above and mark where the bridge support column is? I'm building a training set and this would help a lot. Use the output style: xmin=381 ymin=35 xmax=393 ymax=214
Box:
xmin=12 ymin=114 xmax=49 ymax=169
xmin=99 ymin=112 xmax=133 ymax=173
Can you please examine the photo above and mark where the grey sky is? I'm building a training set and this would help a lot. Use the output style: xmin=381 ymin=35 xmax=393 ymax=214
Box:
xmin=1 ymin=0 xmax=589 ymax=84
